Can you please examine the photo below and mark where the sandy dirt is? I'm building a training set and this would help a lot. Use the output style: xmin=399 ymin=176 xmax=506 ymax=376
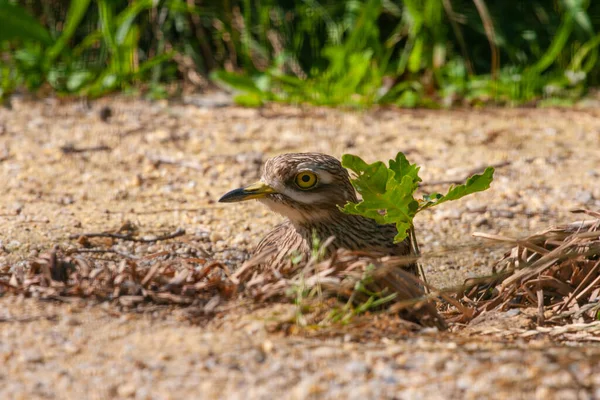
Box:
xmin=1 ymin=94 xmax=600 ymax=399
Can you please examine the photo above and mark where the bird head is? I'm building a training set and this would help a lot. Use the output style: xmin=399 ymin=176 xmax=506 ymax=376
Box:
xmin=219 ymin=153 xmax=358 ymax=225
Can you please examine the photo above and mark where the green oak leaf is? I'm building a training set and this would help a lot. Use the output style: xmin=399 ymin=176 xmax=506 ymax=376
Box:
xmin=341 ymin=154 xmax=420 ymax=242
xmin=420 ymin=167 xmax=495 ymax=211
xmin=341 ymin=153 xmax=494 ymax=243
xmin=389 ymin=152 xmax=421 ymax=187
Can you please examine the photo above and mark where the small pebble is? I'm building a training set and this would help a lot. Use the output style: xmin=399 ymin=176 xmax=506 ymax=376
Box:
xmin=210 ymin=232 xmax=224 ymax=242
xmin=575 ymin=190 xmax=593 ymax=204
xmin=473 ymin=216 xmax=490 ymax=227
xmin=345 ymin=361 xmax=371 ymax=374
xmin=117 ymin=383 xmax=136 ymax=397
xmin=19 ymin=350 xmax=44 ymax=364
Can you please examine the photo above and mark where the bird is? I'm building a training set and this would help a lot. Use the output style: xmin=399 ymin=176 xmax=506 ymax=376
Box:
xmin=219 ymin=152 xmax=415 ymax=274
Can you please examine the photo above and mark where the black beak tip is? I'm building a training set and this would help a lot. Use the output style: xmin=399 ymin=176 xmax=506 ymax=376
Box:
xmin=218 ymin=188 xmax=245 ymax=203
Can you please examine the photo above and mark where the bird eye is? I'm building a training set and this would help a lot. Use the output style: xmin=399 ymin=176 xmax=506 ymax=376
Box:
xmin=294 ymin=171 xmax=318 ymax=189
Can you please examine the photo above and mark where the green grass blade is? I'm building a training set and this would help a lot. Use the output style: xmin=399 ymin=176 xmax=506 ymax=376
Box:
xmin=46 ymin=0 xmax=92 ymax=62
xmin=570 ymin=33 xmax=600 ymax=72
xmin=97 ymin=0 xmax=121 ymax=73
xmin=134 ymin=52 xmax=175 ymax=78
xmin=530 ymin=14 xmax=574 ymax=73
xmin=210 ymin=70 xmax=265 ymax=95
xmin=115 ymin=0 xmax=153 ymax=44
xmin=561 ymin=0 xmax=593 ymax=35
xmin=0 ymin=1 xmax=53 ymax=44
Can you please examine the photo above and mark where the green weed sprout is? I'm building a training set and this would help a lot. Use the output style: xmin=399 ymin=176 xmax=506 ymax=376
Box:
xmin=341 ymin=152 xmax=495 ymax=242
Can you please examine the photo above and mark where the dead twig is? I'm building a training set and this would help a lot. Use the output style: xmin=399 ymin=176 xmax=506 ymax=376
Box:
xmin=68 ymin=248 xmax=140 ymax=259
xmin=421 ymin=158 xmax=539 ymax=187
xmin=420 ymin=160 xmax=511 ymax=186
xmin=60 ymin=144 xmax=112 ymax=154
xmin=0 ymin=314 xmax=59 ymax=323
xmin=69 ymin=228 xmax=185 ymax=243
xmin=145 ymin=153 xmax=205 ymax=171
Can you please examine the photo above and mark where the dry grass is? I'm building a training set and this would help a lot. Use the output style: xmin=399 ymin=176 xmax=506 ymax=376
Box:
xmin=0 ymin=242 xmax=236 ymax=312
xmin=236 ymin=243 xmax=447 ymax=330
xmin=0 ymin=228 xmax=446 ymax=329
xmin=452 ymin=209 xmax=600 ymax=325
xmin=2 ymin=210 xmax=599 ymax=332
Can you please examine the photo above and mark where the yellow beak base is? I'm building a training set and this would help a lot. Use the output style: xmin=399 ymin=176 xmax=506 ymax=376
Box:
xmin=218 ymin=181 xmax=276 ymax=203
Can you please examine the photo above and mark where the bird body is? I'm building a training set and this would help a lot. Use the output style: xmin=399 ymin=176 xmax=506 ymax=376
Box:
xmin=220 ymin=153 xmax=413 ymax=273
xmin=254 ymin=217 xmax=410 ymax=273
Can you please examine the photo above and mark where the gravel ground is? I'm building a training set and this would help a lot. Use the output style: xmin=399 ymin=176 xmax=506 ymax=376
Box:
xmin=0 ymin=95 xmax=599 ymax=398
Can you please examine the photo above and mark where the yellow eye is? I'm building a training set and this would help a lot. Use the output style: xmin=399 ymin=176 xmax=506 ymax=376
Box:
xmin=295 ymin=171 xmax=318 ymax=189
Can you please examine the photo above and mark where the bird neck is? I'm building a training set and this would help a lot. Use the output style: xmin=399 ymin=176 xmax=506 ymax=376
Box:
xmin=290 ymin=208 xmax=372 ymax=239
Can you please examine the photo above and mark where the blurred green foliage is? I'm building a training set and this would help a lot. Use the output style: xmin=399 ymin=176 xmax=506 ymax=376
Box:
xmin=1 ymin=0 xmax=599 ymax=106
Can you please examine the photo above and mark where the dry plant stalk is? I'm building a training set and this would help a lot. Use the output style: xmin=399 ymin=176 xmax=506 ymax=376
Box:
xmin=1 ymin=233 xmax=444 ymax=329
xmin=239 ymin=244 xmax=447 ymax=330
xmin=1 ymin=246 xmax=235 ymax=311
xmin=6 ymin=212 xmax=599 ymax=331
xmin=462 ymin=210 xmax=600 ymax=324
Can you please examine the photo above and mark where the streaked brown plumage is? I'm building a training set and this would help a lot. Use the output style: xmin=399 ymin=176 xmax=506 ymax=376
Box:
xmin=219 ymin=153 xmax=414 ymax=273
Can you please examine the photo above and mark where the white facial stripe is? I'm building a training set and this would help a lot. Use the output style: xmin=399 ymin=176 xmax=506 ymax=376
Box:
xmin=315 ymin=170 xmax=334 ymax=184
xmin=296 ymin=162 xmax=315 ymax=170
xmin=280 ymin=187 xmax=327 ymax=204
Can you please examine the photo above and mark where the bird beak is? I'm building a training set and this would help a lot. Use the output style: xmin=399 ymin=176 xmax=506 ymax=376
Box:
xmin=218 ymin=181 xmax=276 ymax=203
